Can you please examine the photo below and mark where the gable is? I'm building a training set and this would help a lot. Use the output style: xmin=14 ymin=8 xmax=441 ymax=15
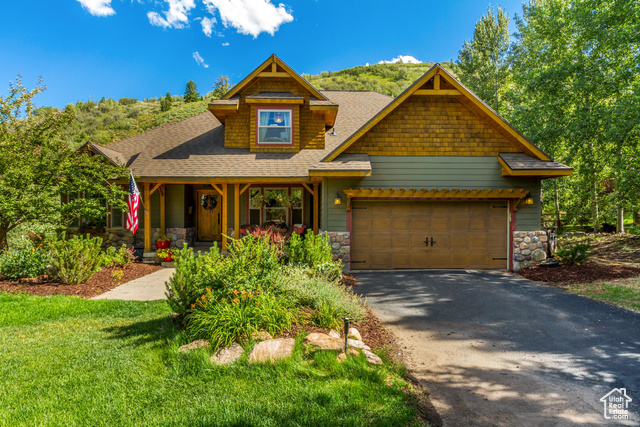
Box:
xmin=222 ymin=54 xmax=327 ymax=101
xmin=344 ymin=95 xmax=519 ymax=156
xmin=324 ymin=64 xmax=551 ymax=161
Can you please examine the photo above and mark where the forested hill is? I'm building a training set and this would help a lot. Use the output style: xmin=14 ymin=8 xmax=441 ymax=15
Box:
xmin=54 ymin=61 xmax=455 ymax=148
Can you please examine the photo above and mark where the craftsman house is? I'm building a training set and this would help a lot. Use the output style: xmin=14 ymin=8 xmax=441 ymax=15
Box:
xmin=86 ymin=54 xmax=572 ymax=271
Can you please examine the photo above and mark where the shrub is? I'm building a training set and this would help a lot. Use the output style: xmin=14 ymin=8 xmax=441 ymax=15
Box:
xmin=276 ymin=267 xmax=365 ymax=324
xmin=186 ymin=289 xmax=299 ymax=350
xmin=0 ymin=246 xmax=50 ymax=281
xmin=48 ymin=234 xmax=102 ymax=285
xmin=286 ymin=231 xmax=333 ymax=267
xmin=166 ymin=244 xmax=219 ymax=316
xmin=555 ymin=238 xmax=592 ymax=265
xmin=99 ymin=244 xmax=136 ymax=268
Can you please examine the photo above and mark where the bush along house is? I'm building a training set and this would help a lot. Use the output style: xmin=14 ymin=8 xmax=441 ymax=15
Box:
xmin=85 ymin=54 xmax=572 ymax=271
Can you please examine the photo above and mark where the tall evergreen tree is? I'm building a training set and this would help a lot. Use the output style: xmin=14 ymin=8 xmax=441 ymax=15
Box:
xmin=211 ymin=76 xmax=231 ymax=99
xmin=184 ymin=80 xmax=200 ymax=103
xmin=456 ymin=6 xmax=511 ymax=114
xmin=160 ymin=91 xmax=172 ymax=112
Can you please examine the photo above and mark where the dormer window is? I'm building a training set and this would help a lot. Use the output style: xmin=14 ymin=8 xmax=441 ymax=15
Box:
xmin=257 ymin=108 xmax=293 ymax=145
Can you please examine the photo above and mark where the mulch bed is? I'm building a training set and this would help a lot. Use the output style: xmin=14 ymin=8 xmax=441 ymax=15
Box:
xmin=340 ymin=273 xmax=358 ymax=287
xmin=518 ymin=262 xmax=640 ymax=285
xmin=0 ymin=263 xmax=163 ymax=298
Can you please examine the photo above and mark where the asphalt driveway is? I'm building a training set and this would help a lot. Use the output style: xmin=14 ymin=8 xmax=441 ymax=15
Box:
xmin=355 ymin=270 xmax=640 ymax=426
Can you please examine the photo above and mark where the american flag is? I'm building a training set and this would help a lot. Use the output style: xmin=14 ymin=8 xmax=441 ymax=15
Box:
xmin=126 ymin=171 xmax=140 ymax=234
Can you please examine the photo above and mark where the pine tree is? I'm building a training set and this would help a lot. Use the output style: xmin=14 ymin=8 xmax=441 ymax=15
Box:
xmin=211 ymin=76 xmax=231 ymax=99
xmin=184 ymin=80 xmax=200 ymax=103
xmin=160 ymin=91 xmax=172 ymax=112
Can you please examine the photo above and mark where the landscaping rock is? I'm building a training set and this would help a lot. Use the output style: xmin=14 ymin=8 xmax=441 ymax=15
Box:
xmin=347 ymin=339 xmax=371 ymax=351
xmin=210 ymin=343 xmax=244 ymax=365
xmin=304 ymin=332 xmax=343 ymax=351
xmin=363 ymin=349 xmax=383 ymax=365
xmin=328 ymin=329 xmax=341 ymax=339
xmin=348 ymin=327 xmax=362 ymax=341
xmin=336 ymin=347 xmax=360 ymax=363
xmin=562 ymin=231 xmax=586 ymax=238
xmin=248 ymin=338 xmax=295 ymax=364
xmin=178 ymin=340 xmax=209 ymax=353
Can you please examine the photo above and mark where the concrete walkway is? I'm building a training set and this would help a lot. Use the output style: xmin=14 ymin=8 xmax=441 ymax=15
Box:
xmin=92 ymin=268 xmax=174 ymax=301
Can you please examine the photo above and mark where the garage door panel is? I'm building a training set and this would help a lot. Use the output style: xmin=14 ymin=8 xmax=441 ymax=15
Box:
xmin=351 ymin=200 xmax=508 ymax=270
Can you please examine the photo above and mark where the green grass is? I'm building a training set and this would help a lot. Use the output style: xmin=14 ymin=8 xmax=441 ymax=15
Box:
xmin=568 ymin=278 xmax=640 ymax=312
xmin=0 ymin=293 xmax=424 ymax=426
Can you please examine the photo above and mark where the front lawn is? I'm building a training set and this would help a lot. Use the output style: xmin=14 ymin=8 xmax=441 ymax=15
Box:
xmin=0 ymin=293 xmax=424 ymax=426
xmin=568 ymin=277 xmax=640 ymax=312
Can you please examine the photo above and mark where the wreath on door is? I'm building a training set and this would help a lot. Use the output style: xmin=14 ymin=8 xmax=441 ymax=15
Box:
xmin=201 ymin=194 xmax=218 ymax=211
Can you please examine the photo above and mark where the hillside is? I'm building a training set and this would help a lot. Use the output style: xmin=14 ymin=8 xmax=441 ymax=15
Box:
xmin=56 ymin=61 xmax=456 ymax=148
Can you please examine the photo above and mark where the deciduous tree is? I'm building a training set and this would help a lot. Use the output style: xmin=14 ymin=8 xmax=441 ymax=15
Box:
xmin=0 ymin=77 xmax=128 ymax=251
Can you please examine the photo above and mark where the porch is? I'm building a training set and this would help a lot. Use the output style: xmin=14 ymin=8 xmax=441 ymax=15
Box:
xmin=134 ymin=180 xmax=322 ymax=254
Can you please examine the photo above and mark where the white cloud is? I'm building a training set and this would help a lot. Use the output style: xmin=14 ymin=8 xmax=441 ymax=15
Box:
xmin=221 ymin=42 xmax=230 ymax=46
xmin=378 ymin=55 xmax=422 ymax=64
xmin=203 ymin=0 xmax=293 ymax=38
xmin=147 ymin=0 xmax=196 ymax=29
xmin=193 ymin=51 xmax=209 ymax=68
xmin=201 ymin=16 xmax=216 ymax=36
xmin=77 ymin=0 xmax=115 ymax=16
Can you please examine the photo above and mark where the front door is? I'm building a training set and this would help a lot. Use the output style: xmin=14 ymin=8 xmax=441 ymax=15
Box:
xmin=196 ymin=189 xmax=221 ymax=242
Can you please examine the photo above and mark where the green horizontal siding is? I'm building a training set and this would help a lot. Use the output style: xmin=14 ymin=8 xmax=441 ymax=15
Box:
xmin=324 ymin=156 xmax=542 ymax=231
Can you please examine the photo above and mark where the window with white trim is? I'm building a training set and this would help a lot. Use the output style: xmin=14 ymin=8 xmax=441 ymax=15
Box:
xmin=257 ymin=109 xmax=292 ymax=144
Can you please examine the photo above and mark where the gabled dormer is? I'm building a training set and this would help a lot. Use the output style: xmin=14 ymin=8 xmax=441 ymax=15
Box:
xmin=209 ymin=54 xmax=338 ymax=153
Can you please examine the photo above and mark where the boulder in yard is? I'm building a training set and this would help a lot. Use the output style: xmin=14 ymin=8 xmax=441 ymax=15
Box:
xmin=304 ymin=332 xmax=343 ymax=351
xmin=210 ymin=343 xmax=244 ymax=365
xmin=178 ymin=340 xmax=209 ymax=353
xmin=248 ymin=338 xmax=295 ymax=364
xmin=328 ymin=329 xmax=341 ymax=339
xmin=347 ymin=338 xmax=370 ymax=351
xmin=348 ymin=327 xmax=362 ymax=341
xmin=363 ymin=349 xmax=383 ymax=365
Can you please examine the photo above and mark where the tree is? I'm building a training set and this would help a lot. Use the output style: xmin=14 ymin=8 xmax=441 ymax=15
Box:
xmin=0 ymin=76 xmax=128 ymax=251
xmin=456 ymin=6 xmax=511 ymax=114
xmin=510 ymin=0 xmax=640 ymax=233
xmin=160 ymin=91 xmax=172 ymax=112
xmin=211 ymin=76 xmax=231 ymax=99
xmin=184 ymin=80 xmax=200 ymax=103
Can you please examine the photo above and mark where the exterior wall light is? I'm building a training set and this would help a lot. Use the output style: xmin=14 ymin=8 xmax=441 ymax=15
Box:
xmin=525 ymin=192 xmax=534 ymax=205
xmin=334 ymin=192 xmax=342 ymax=205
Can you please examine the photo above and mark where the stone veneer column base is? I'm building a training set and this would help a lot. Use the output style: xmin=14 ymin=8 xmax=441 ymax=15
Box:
xmin=513 ymin=231 xmax=548 ymax=271
xmin=327 ymin=231 xmax=351 ymax=271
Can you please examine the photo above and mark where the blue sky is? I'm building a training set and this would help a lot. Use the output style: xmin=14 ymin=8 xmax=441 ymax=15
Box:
xmin=0 ymin=0 xmax=526 ymax=108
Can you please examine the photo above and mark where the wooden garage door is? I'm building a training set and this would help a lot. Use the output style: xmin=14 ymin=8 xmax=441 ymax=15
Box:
xmin=351 ymin=200 xmax=508 ymax=269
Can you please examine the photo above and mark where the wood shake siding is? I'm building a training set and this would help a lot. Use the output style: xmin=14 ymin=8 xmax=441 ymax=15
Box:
xmin=345 ymin=95 xmax=520 ymax=156
xmin=223 ymin=77 xmax=325 ymax=152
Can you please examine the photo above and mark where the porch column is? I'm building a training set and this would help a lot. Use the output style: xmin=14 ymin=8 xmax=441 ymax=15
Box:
xmin=159 ymin=185 xmax=166 ymax=234
xmin=234 ymin=183 xmax=240 ymax=241
xmin=143 ymin=182 xmax=151 ymax=253
xmin=221 ymin=183 xmax=228 ymax=251
xmin=313 ymin=182 xmax=319 ymax=234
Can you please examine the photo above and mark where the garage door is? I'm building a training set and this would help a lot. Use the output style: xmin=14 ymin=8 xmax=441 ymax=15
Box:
xmin=351 ymin=200 xmax=508 ymax=269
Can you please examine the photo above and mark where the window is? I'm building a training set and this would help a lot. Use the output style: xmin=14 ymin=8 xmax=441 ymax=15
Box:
xmin=290 ymin=188 xmax=303 ymax=225
xmin=264 ymin=188 xmax=287 ymax=224
xmin=110 ymin=204 xmax=124 ymax=228
xmin=257 ymin=109 xmax=292 ymax=145
xmin=248 ymin=188 xmax=262 ymax=225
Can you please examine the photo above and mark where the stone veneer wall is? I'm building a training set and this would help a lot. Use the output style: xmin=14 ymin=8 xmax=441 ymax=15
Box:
xmin=97 ymin=227 xmax=195 ymax=250
xmin=328 ymin=231 xmax=351 ymax=270
xmin=513 ymin=231 xmax=548 ymax=271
